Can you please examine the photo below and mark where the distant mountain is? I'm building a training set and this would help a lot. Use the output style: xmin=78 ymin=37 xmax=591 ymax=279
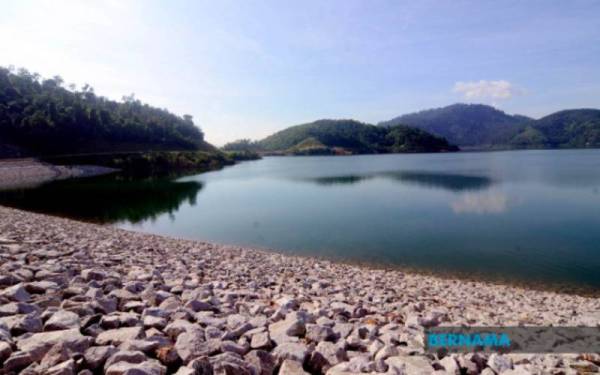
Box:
xmin=509 ymin=109 xmax=600 ymax=149
xmin=256 ymin=119 xmax=458 ymax=155
xmin=378 ymin=104 xmax=531 ymax=147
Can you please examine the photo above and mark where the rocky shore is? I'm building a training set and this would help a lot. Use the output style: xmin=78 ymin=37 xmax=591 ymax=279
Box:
xmin=0 ymin=159 xmax=116 ymax=191
xmin=1 ymin=206 xmax=600 ymax=374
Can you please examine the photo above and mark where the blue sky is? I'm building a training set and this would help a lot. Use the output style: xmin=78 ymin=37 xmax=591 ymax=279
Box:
xmin=1 ymin=0 xmax=599 ymax=145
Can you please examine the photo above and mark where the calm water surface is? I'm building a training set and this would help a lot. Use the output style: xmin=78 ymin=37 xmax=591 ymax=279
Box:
xmin=3 ymin=149 xmax=600 ymax=289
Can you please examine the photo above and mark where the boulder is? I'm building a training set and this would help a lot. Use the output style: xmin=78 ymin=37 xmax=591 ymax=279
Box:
xmin=272 ymin=342 xmax=310 ymax=365
xmin=84 ymin=345 xmax=119 ymax=370
xmin=96 ymin=326 xmax=144 ymax=346
xmin=0 ymin=283 xmax=30 ymax=302
xmin=44 ymin=310 xmax=80 ymax=331
xmin=280 ymin=359 xmax=309 ymax=375
xmin=17 ymin=328 xmax=91 ymax=362
xmin=245 ymin=350 xmax=276 ymax=375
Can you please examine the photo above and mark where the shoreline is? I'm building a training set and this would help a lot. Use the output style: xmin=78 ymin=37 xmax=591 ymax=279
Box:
xmin=1 ymin=205 xmax=600 ymax=374
xmin=0 ymin=158 xmax=117 ymax=191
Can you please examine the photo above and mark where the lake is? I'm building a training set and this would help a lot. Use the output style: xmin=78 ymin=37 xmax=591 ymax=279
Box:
xmin=2 ymin=149 xmax=600 ymax=290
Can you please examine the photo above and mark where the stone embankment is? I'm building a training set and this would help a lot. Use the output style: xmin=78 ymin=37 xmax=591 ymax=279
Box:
xmin=1 ymin=206 xmax=600 ymax=374
xmin=0 ymin=159 xmax=116 ymax=190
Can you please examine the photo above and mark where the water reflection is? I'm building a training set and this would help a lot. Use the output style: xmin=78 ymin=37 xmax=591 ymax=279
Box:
xmin=306 ymin=171 xmax=494 ymax=192
xmin=451 ymin=191 xmax=510 ymax=214
xmin=0 ymin=175 xmax=203 ymax=223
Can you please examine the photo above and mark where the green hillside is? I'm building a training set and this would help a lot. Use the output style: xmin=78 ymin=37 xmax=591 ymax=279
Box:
xmin=510 ymin=109 xmax=600 ymax=148
xmin=256 ymin=119 xmax=458 ymax=154
xmin=0 ymin=67 xmax=211 ymax=157
xmin=378 ymin=103 xmax=530 ymax=147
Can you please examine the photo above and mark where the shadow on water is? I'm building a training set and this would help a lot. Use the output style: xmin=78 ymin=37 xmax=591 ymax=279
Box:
xmin=0 ymin=174 xmax=203 ymax=224
xmin=306 ymin=170 xmax=494 ymax=192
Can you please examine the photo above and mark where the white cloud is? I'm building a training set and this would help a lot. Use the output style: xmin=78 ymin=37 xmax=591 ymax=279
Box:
xmin=453 ymin=80 xmax=522 ymax=101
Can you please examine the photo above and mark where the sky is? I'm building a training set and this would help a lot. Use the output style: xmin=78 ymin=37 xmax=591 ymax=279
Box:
xmin=1 ymin=0 xmax=599 ymax=145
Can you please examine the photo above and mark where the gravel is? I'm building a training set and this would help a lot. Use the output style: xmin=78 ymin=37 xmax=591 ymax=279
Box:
xmin=1 ymin=205 xmax=600 ymax=374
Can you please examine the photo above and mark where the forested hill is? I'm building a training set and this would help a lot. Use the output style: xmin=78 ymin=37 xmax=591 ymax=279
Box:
xmin=237 ymin=119 xmax=458 ymax=154
xmin=0 ymin=67 xmax=210 ymax=157
xmin=510 ymin=109 xmax=600 ymax=149
xmin=378 ymin=103 xmax=531 ymax=147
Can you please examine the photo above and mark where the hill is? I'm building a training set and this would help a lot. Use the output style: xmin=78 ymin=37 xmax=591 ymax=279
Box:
xmin=378 ymin=103 xmax=531 ymax=147
xmin=254 ymin=119 xmax=458 ymax=154
xmin=0 ymin=67 xmax=211 ymax=157
xmin=509 ymin=109 xmax=600 ymax=149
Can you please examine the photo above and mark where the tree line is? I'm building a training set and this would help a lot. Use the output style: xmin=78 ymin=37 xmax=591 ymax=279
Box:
xmin=0 ymin=67 xmax=205 ymax=156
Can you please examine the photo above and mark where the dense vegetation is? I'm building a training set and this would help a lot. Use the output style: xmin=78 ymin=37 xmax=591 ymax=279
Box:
xmin=44 ymin=151 xmax=237 ymax=177
xmin=378 ymin=103 xmax=531 ymax=147
xmin=254 ymin=119 xmax=458 ymax=154
xmin=0 ymin=67 xmax=209 ymax=157
xmin=222 ymin=139 xmax=262 ymax=153
xmin=509 ymin=109 xmax=600 ymax=149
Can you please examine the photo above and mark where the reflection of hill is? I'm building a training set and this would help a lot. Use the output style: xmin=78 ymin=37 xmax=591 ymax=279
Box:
xmin=0 ymin=175 xmax=203 ymax=223
xmin=305 ymin=170 xmax=493 ymax=192
xmin=383 ymin=171 xmax=493 ymax=192
xmin=309 ymin=175 xmax=372 ymax=186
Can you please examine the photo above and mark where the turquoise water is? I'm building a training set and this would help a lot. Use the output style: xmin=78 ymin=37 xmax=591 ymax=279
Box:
xmin=3 ymin=149 xmax=600 ymax=289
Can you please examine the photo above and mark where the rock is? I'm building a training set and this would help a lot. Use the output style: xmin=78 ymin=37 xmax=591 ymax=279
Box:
xmin=488 ymin=353 xmax=513 ymax=373
xmin=156 ymin=345 xmax=180 ymax=366
xmin=96 ymin=326 xmax=144 ymax=346
xmin=221 ymin=340 xmax=248 ymax=355
xmin=502 ymin=366 xmax=535 ymax=375
xmin=332 ymin=323 xmax=353 ymax=340
xmin=305 ymin=324 xmax=336 ymax=342
xmin=458 ymin=356 xmax=480 ymax=375
xmin=105 ymin=359 xmax=166 ymax=375
xmin=308 ymin=341 xmax=348 ymax=373
xmin=346 ymin=356 xmax=375 ymax=373
xmin=386 ymin=355 xmax=435 ymax=374
xmin=104 ymin=350 xmax=147 ymax=369
xmin=44 ymin=310 xmax=80 ymax=331
xmin=251 ymin=331 xmax=272 ymax=349
xmin=158 ymin=297 xmax=181 ymax=311
xmin=101 ymin=315 xmax=121 ymax=329
xmin=84 ymin=345 xmax=119 ymax=370
xmin=272 ymin=342 xmax=309 ymax=365
xmin=210 ymin=352 xmax=251 ymax=374
xmin=143 ymin=315 xmax=167 ymax=330
xmin=0 ymin=340 xmax=13 ymax=363
xmin=184 ymin=300 xmax=213 ymax=312
xmin=81 ymin=269 xmax=107 ymax=282
xmin=440 ymin=356 xmax=460 ymax=375
xmin=280 ymin=359 xmax=309 ymax=374
xmin=164 ymin=319 xmax=199 ymax=340
xmin=276 ymin=297 xmax=300 ymax=310
xmin=223 ymin=322 xmax=254 ymax=340
xmin=312 ymin=341 xmax=347 ymax=369
xmin=45 ymin=359 xmax=75 ymax=375
xmin=374 ymin=344 xmax=398 ymax=361
xmin=268 ymin=318 xmax=305 ymax=344
xmin=187 ymin=356 xmax=214 ymax=374
xmin=0 ymin=283 xmax=31 ymax=302
xmin=245 ymin=350 xmax=276 ymax=375
xmin=175 ymin=329 xmax=219 ymax=364
xmin=4 ymin=350 xmax=34 ymax=372
xmin=40 ymin=343 xmax=71 ymax=368
xmin=25 ymin=281 xmax=59 ymax=294
xmin=17 ymin=328 xmax=91 ymax=362
xmin=0 ymin=313 xmax=42 ymax=335
xmin=120 ymin=339 xmax=160 ymax=354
